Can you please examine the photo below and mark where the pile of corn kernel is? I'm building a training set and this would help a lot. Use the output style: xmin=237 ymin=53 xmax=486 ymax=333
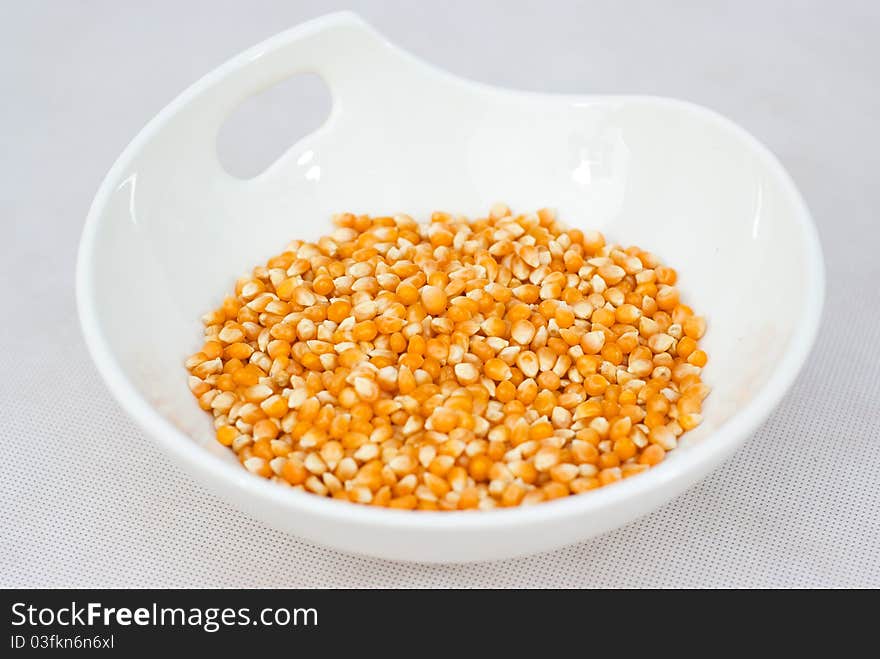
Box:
xmin=186 ymin=205 xmax=709 ymax=510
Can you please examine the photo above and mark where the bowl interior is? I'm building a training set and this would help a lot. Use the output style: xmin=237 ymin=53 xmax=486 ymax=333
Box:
xmin=83 ymin=46 xmax=814 ymax=473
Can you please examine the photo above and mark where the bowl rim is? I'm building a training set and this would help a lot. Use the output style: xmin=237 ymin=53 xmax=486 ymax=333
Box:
xmin=75 ymin=12 xmax=825 ymax=533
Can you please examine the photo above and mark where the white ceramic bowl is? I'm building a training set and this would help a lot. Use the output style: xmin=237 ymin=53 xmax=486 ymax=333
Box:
xmin=77 ymin=12 xmax=824 ymax=562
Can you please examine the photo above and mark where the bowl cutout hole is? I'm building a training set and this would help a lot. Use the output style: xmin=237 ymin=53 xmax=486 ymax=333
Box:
xmin=217 ymin=73 xmax=332 ymax=179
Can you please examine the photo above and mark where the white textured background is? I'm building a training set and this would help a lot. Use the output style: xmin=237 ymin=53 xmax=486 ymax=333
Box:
xmin=2 ymin=0 xmax=878 ymax=587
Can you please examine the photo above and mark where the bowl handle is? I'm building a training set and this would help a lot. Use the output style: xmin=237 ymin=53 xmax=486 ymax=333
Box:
xmin=170 ymin=12 xmax=395 ymax=167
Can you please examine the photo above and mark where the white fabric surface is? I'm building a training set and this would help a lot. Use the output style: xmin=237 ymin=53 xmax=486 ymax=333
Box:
xmin=2 ymin=0 xmax=878 ymax=588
